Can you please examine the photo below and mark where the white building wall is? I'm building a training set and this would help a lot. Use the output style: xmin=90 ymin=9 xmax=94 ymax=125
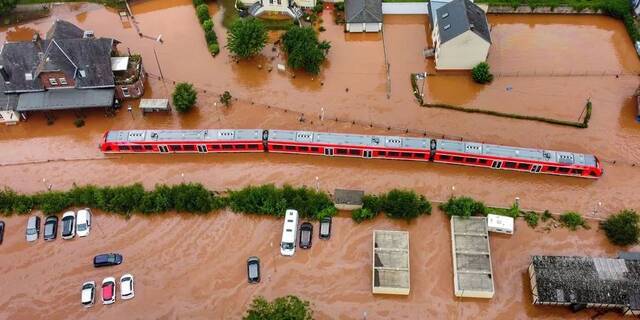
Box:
xmin=435 ymin=30 xmax=490 ymax=70
xmin=381 ymin=2 xmax=429 ymax=14
xmin=346 ymin=22 xmax=382 ymax=33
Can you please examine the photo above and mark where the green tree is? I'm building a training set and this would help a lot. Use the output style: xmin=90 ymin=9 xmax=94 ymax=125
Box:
xmin=172 ymin=82 xmax=198 ymax=113
xmin=196 ymin=4 xmax=210 ymax=24
xmin=281 ymin=26 xmax=331 ymax=75
xmin=559 ymin=211 xmax=587 ymax=231
xmin=243 ymin=295 xmax=313 ymax=320
xmin=220 ymin=91 xmax=232 ymax=107
xmin=600 ymin=209 xmax=640 ymax=246
xmin=471 ymin=62 xmax=493 ymax=84
xmin=226 ymin=18 xmax=268 ymax=59
xmin=381 ymin=189 xmax=431 ymax=221
xmin=0 ymin=0 xmax=17 ymax=17
xmin=439 ymin=196 xmax=486 ymax=218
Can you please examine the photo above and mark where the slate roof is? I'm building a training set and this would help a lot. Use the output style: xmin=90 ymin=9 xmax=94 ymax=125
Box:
xmin=16 ymin=88 xmax=114 ymax=111
xmin=346 ymin=0 xmax=383 ymax=24
xmin=45 ymin=20 xmax=85 ymax=40
xmin=435 ymin=0 xmax=491 ymax=44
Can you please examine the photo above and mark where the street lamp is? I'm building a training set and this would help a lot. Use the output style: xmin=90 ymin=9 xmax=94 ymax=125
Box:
xmin=127 ymin=105 xmax=134 ymax=120
xmin=315 ymin=176 xmax=320 ymax=192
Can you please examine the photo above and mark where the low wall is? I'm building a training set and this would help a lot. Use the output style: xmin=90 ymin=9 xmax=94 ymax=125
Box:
xmin=382 ymin=2 xmax=429 ymax=15
xmin=14 ymin=3 xmax=52 ymax=13
xmin=486 ymin=5 xmax=601 ymax=14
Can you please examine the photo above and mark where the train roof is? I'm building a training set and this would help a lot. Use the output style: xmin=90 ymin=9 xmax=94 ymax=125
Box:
xmin=105 ymin=129 xmax=264 ymax=143
xmin=268 ymin=130 xmax=430 ymax=149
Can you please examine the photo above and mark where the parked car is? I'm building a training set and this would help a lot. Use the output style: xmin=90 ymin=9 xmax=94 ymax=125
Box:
xmin=0 ymin=221 xmax=4 ymax=245
xmin=299 ymin=222 xmax=313 ymax=249
xmin=120 ymin=274 xmax=135 ymax=300
xmin=25 ymin=216 xmax=40 ymax=242
xmin=93 ymin=253 xmax=123 ymax=268
xmin=81 ymin=281 xmax=96 ymax=307
xmin=43 ymin=216 xmax=58 ymax=241
xmin=319 ymin=216 xmax=332 ymax=240
xmin=247 ymin=256 xmax=260 ymax=284
xmin=76 ymin=208 xmax=92 ymax=237
xmin=102 ymin=277 xmax=116 ymax=305
xmin=61 ymin=211 xmax=76 ymax=240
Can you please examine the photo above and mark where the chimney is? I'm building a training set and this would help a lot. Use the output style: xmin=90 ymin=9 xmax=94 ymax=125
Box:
xmin=83 ymin=30 xmax=94 ymax=39
xmin=0 ymin=66 xmax=10 ymax=83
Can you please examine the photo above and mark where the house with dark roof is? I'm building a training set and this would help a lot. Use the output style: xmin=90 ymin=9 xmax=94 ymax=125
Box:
xmin=345 ymin=0 xmax=383 ymax=33
xmin=0 ymin=20 xmax=145 ymax=117
xmin=431 ymin=0 xmax=491 ymax=70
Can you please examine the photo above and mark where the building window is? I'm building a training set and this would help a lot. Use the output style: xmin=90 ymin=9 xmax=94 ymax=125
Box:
xmin=58 ymin=78 xmax=67 ymax=85
xmin=122 ymin=87 xmax=130 ymax=97
xmin=49 ymin=78 xmax=58 ymax=86
xmin=444 ymin=24 xmax=451 ymax=30
xmin=442 ymin=12 xmax=449 ymax=19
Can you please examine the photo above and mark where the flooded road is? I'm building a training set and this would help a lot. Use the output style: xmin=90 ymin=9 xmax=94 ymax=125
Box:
xmin=0 ymin=209 xmax=634 ymax=319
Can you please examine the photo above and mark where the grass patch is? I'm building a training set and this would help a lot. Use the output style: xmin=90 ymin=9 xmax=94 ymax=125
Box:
xmin=559 ymin=211 xmax=589 ymax=230
xmin=524 ymin=211 xmax=539 ymax=228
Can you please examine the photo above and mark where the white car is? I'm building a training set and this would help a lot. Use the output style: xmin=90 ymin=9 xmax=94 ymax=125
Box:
xmin=61 ymin=211 xmax=76 ymax=240
xmin=81 ymin=281 xmax=95 ymax=307
xmin=120 ymin=274 xmax=135 ymax=300
xmin=76 ymin=208 xmax=92 ymax=237
xmin=102 ymin=277 xmax=116 ymax=305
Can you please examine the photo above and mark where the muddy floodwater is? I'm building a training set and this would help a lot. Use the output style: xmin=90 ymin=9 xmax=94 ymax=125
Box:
xmin=1 ymin=1 xmax=640 ymax=318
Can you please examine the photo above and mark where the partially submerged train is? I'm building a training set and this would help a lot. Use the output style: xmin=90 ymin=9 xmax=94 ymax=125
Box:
xmin=99 ymin=129 xmax=603 ymax=179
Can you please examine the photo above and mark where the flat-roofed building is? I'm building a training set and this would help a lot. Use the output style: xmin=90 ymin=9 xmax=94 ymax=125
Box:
xmin=334 ymin=188 xmax=364 ymax=210
xmin=451 ymin=216 xmax=494 ymax=298
xmin=372 ymin=230 xmax=410 ymax=295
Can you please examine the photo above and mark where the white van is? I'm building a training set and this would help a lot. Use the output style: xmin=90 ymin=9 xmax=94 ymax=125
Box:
xmin=280 ymin=209 xmax=299 ymax=256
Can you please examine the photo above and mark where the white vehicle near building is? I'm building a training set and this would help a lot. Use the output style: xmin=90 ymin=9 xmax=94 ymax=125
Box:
xmin=487 ymin=214 xmax=514 ymax=235
xmin=120 ymin=274 xmax=135 ymax=300
xmin=280 ymin=209 xmax=299 ymax=256
xmin=76 ymin=208 xmax=92 ymax=237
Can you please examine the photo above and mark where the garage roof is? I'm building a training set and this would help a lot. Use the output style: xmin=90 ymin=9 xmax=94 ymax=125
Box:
xmin=346 ymin=0 xmax=383 ymax=24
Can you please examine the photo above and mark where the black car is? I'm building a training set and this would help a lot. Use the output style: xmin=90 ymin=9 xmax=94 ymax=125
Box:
xmin=43 ymin=216 xmax=58 ymax=241
xmin=319 ymin=216 xmax=332 ymax=240
xmin=93 ymin=253 xmax=123 ymax=268
xmin=247 ymin=256 xmax=260 ymax=284
xmin=0 ymin=221 xmax=4 ymax=245
xmin=299 ymin=222 xmax=313 ymax=249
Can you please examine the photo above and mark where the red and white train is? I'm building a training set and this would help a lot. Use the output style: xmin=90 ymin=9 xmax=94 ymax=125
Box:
xmin=99 ymin=129 xmax=603 ymax=179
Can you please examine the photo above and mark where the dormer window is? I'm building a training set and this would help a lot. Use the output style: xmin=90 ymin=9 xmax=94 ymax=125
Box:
xmin=49 ymin=78 xmax=58 ymax=86
xmin=444 ymin=24 xmax=451 ymax=30
xmin=59 ymin=78 xmax=67 ymax=85
xmin=79 ymin=70 xmax=86 ymax=78
xmin=442 ymin=12 xmax=449 ymax=19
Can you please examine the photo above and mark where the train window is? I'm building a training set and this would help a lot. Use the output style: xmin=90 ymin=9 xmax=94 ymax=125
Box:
xmin=453 ymin=156 xmax=463 ymax=162
xmin=504 ymin=162 xmax=516 ymax=168
xmin=236 ymin=144 xmax=246 ymax=149
xmin=285 ymin=145 xmax=296 ymax=151
xmin=350 ymin=149 xmax=361 ymax=155
xmin=546 ymin=166 xmax=557 ymax=171
xmin=388 ymin=152 xmax=399 ymax=157
xmin=222 ymin=145 xmax=233 ymax=150
xmin=210 ymin=145 xmax=221 ymax=150
xmin=558 ymin=167 xmax=570 ymax=173
xmin=440 ymin=155 xmax=451 ymax=160
xmin=273 ymin=145 xmax=283 ymax=150
xmin=299 ymin=146 xmax=309 ymax=152
xmin=131 ymin=145 xmax=143 ymax=151
xmin=183 ymin=145 xmax=195 ymax=151
xmin=170 ymin=145 xmax=182 ymax=151
xmin=310 ymin=147 xmax=319 ymax=152
xmin=336 ymin=149 xmax=348 ymax=155
xmin=571 ymin=169 xmax=583 ymax=175
xmin=118 ymin=145 xmax=130 ymax=151
xmin=248 ymin=144 xmax=259 ymax=149
xmin=464 ymin=158 xmax=476 ymax=163
xmin=401 ymin=152 xmax=412 ymax=157
xmin=144 ymin=145 xmax=153 ymax=151
xmin=478 ymin=159 xmax=488 ymax=164
xmin=414 ymin=153 xmax=425 ymax=158
xmin=377 ymin=151 xmax=387 ymax=156
xmin=517 ymin=163 xmax=530 ymax=169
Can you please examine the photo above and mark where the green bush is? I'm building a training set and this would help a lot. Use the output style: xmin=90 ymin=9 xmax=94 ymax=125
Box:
xmin=34 ymin=191 xmax=72 ymax=215
xmin=352 ymin=208 xmax=378 ymax=223
xmin=205 ymin=29 xmax=218 ymax=43
xmin=172 ymin=82 xmax=198 ymax=113
xmin=559 ymin=211 xmax=588 ymax=231
xmin=193 ymin=0 xmax=205 ymax=6
xmin=244 ymin=295 xmax=313 ymax=320
xmin=382 ymin=189 xmax=431 ymax=220
xmin=208 ymin=43 xmax=220 ymax=56
xmin=226 ymin=17 xmax=268 ymax=59
xmin=600 ymin=209 xmax=640 ymax=246
xmin=281 ymin=26 xmax=331 ymax=75
xmin=196 ymin=4 xmax=210 ymax=24
xmin=541 ymin=210 xmax=553 ymax=222
xmin=524 ymin=211 xmax=539 ymax=228
xmin=471 ymin=62 xmax=493 ymax=84
xmin=74 ymin=118 xmax=85 ymax=128
xmin=362 ymin=194 xmax=383 ymax=215
xmin=439 ymin=196 xmax=486 ymax=218
xmin=202 ymin=19 xmax=214 ymax=31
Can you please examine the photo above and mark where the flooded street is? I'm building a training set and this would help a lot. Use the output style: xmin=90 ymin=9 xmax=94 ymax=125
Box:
xmin=1 ymin=1 xmax=640 ymax=318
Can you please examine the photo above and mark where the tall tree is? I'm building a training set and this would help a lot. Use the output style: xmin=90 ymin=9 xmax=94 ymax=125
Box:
xmin=281 ymin=26 xmax=330 ymax=75
xmin=172 ymin=82 xmax=197 ymax=113
xmin=243 ymin=295 xmax=313 ymax=320
xmin=0 ymin=0 xmax=17 ymax=17
xmin=226 ymin=18 xmax=268 ymax=59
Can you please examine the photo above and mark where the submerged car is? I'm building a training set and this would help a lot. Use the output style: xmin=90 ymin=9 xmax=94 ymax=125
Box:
xmin=61 ymin=211 xmax=75 ymax=240
xmin=0 ymin=221 xmax=4 ymax=245
xmin=120 ymin=274 xmax=135 ymax=300
xmin=43 ymin=216 xmax=58 ymax=241
xmin=299 ymin=222 xmax=313 ymax=249
xmin=247 ymin=256 xmax=260 ymax=284
xmin=81 ymin=281 xmax=96 ymax=307
xmin=25 ymin=216 xmax=40 ymax=242
xmin=76 ymin=208 xmax=92 ymax=237
xmin=102 ymin=277 xmax=116 ymax=305
xmin=319 ymin=216 xmax=332 ymax=240
xmin=94 ymin=253 xmax=123 ymax=268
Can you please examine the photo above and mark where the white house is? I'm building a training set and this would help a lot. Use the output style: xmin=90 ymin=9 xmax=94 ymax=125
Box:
xmin=239 ymin=0 xmax=313 ymax=19
xmin=431 ymin=0 xmax=491 ymax=70
xmin=345 ymin=0 xmax=383 ymax=33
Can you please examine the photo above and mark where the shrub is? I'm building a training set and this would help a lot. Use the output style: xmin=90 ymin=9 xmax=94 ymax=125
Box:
xmin=489 ymin=203 xmax=520 ymax=219
xmin=362 ymin=194 xmax=383 ymax=214
xmin=172 ymin=82 xmax=198 ymax=113
xmin=352 ymin=208 xmax=378 ymax=223
xmin=192 ymin=0 xmax=205 ymax=6
xmin=471 ymin=62 xmax=493 ymax=84
xmin=202 ymin=19 xmax=214 ymax=32
xmin=524 ymin=211 xmax=539 ymax=228
xmin=34 ymin=191 xmax=72 ymax=215
xmin=196 ymin=4 xmax=210 ymax=24
xmin=281 ymin=26 xmax=331 ymax=75
xmin=559 ymin=211 xmax=588 ymax=231
xmin=541 ymin=210 xmax=553 ymax=222
xmin=600 ymin=209 xmax=640 ymax=246
xmin=208 ymin=43 xmax=220 ymax=56
xmin=381 ymin=189 xmax=431 ymax=221
xmin=312 ymin=2 xmax=323 ymax=13
xmin=226 ymin=17 xmax=268 ymax=59
xmin=219 ymin=91 xmax=232 ymax=107
xmin=439 ymin=196 xmax=486 ymax=218
xmin=335 ymin=2 xmax=344 ymax=11
xmin=172 ymin=183 xmax=221 ymax=213
xmin=243 ymin=295 xmax=313 ymax=320
xmin=74 ymin=118 xmax=85 ymax=127
xmin=137 ymin=185 xmax=173 ymax=214
xmin=205 ymin=29 xmax=218 ymax=43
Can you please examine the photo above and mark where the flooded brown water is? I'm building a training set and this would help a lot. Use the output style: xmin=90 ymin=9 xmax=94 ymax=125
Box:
xmin=1 ymin=2 xmax=640 ymax=318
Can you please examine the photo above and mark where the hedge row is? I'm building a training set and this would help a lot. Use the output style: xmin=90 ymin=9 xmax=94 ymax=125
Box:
xmin=352 ymin=189 xmax=432 ymax=222
xmin=410 ymin=74 xmax=593 ymax=129
xmin=0 ymin=183 xmax=336 ymax=219
xmin=193 ymin=0 xmax=220 ymax=56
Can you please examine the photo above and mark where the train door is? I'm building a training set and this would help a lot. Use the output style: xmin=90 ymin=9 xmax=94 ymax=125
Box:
xmin=491 ymin=160 xmax=502 ymax=169
xmin=159 ymin=145 xmax=169 ymax=153
xmin=363 ymin=150 xmax=372 ymax=158
xmin=530 ymin=165 xmax=542 ymax=173
xmin=324 ymin=148 xmax=334 ymax=156
xmin=197 ymin=145 xmax=207 ymax=153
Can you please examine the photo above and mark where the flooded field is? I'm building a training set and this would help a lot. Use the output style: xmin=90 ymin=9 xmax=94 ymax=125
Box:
xmin=0 ymin=210 xmax=635 ymax=319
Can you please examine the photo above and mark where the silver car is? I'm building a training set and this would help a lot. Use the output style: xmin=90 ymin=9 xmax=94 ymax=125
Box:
xmin=25 ymin=216 xmax=41 ymax=242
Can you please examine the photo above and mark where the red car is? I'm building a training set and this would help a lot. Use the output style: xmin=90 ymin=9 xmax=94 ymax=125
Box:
xmin=102 ymin=277 xmax=116 ymax=305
